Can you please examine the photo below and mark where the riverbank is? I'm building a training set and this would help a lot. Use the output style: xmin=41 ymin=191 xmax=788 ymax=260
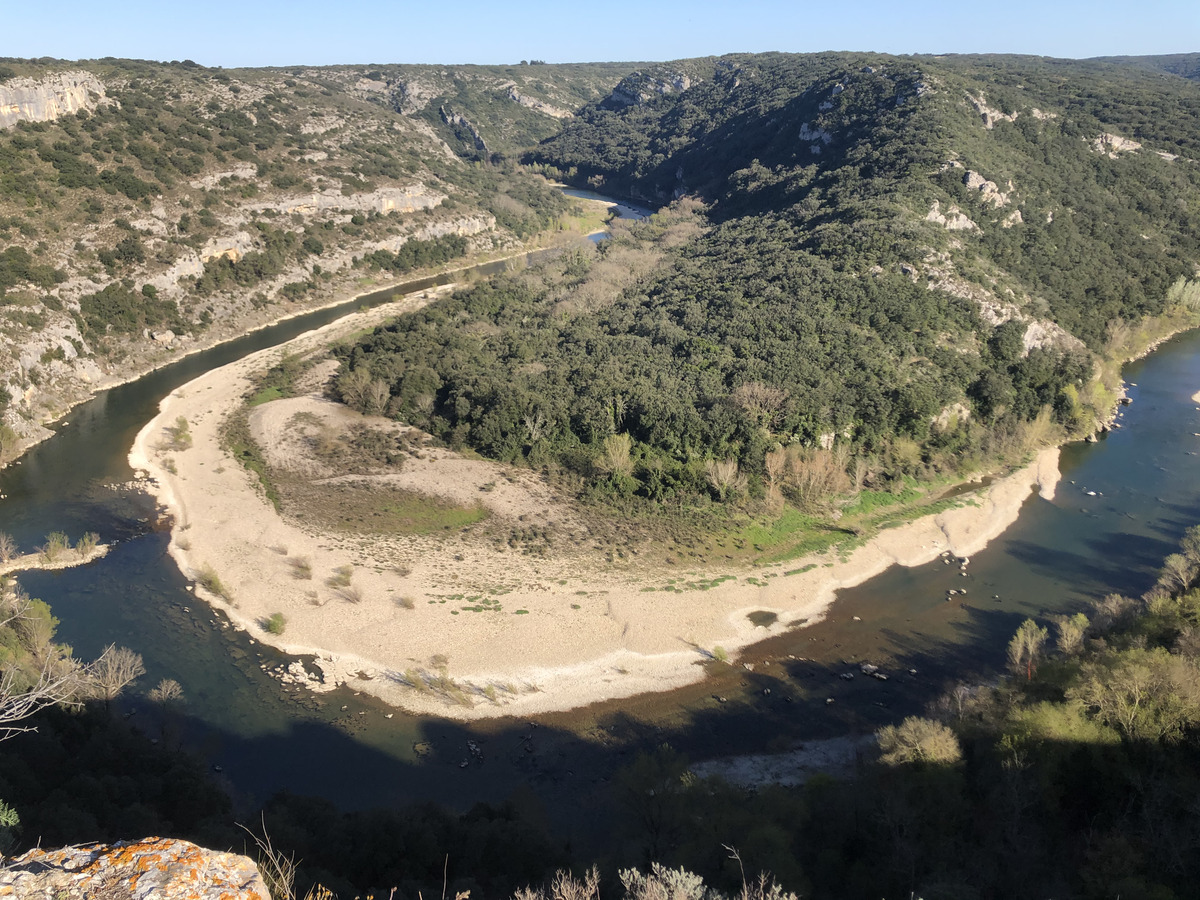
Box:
xmin=129 ymin=283 xmax=1062 ymax=719
xmin=1 ymin=225 xmax=595 ymax=471
xmin=1 ymin=543 xmax=109 ymax=577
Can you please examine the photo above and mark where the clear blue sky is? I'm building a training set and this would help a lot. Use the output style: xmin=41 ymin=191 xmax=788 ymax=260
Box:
xmin=7 ymin=0 xmax=1199 ymax=67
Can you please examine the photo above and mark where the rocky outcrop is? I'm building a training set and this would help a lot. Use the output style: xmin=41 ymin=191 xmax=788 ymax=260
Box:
xmin=605 ymin=70 xmax=693 ymax=108
xmin=0 ymin=838 xmax=268 ymax=899
xmin=1092 ymin=132 xmax=1142 ymax=158
xmin=925 ymin=200 xmax=978 ymax=231
xmin=505 ymin=85 xmax=573 ymax=118
xmin=246 ymin=184 xmax=444 ymax=217
xmin=389 ymin=78 xmax=442 ymax=115
xmin=188 ymin=164 xmax=258 ymax=190
xmin=201 ymin=231 xmax=256 ymax=264
xmin=369 ymin=214 xmax=496 ymax=254
xmin=798 ymin=122 xmax=833 ymax=145
xmin=439 ymin=106 xmax=488 ymax=155
xmin=0 ymin=70 xmax=114 ymax=129
xmin=923 ymin=253 xmax=1086 ymax=355
xmin=965 ymin=91 xmax=1017 ymax=129
xmin=963 ymin=170 xmax=1011 ymax=207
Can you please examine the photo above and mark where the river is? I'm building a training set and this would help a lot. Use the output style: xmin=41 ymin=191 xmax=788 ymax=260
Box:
xmin=2 ymin=213 xmax=1199 ymax=838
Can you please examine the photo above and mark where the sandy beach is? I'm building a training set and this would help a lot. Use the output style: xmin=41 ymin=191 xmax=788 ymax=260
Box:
xmin=129 ymin=286 xmax=1062 ymax=719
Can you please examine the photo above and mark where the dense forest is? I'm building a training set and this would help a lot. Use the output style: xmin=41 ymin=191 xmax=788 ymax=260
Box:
xmin=0 ymin=55 xmax=607 ymax=449
xmin=336 ymin=52 xmax=1200 ymax=520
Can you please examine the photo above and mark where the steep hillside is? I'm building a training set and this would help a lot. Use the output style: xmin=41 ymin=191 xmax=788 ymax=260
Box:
xmin=0 ymin=57 xmax=635 ymax=456
xmin=331 ymin=52 xmax=1200 ymax=522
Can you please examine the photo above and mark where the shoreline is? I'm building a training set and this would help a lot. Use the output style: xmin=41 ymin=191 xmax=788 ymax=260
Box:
xmin=2 ymin=238 xmax=582 ymax=470
xmin=1 ymin=544 xmax=110 ymax=578
xmin=129 ymin=284 xmax=1063 ymax=720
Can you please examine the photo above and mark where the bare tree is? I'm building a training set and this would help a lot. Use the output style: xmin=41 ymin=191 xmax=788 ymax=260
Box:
xmin=877 ymin=716 xmax=962 ymax=765
xmin=730 ymin=381 xmax=787 ymax=429
xmin=0 ymin=655 xmax=85 ymax=741
xmin=0 ymin=581 xmax=86 ymax=739
xmin=705 ymin=458 xmax=746 ymax=501
xmin=781 ymin=445 xmax=853 ymax=511
xmin=1007 ymin=618 xmax=1049 ymax=681
xmin=362 ymin=378 xmax=390 ymax=416
xmin=763 ymin=447 xmax=788 ymax=506
xmin=334 ymin=367 xmax=373 ymax=412
xmin=523 ymin=409 xmax=548 ymax=444
xmin=0 ymin=532 xmax=15 ymax=565
xmin=87 ymin=644 xmax=145 ymax=710
xmin=1181 ymin=524 xmax=1200 ymax=564
xmin=598 ymin=433 xmax=634 ymax=479
xmin=1054 ymin=612 xmax=1090 ymax=656
xmin=1160 ymin=552 xmax=1197 ymax=594
xmin=148 ymin=678 xmax=184 ymax=706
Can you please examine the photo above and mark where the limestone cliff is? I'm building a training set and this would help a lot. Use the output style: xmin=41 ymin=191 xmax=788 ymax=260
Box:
xmin=0 ymin=71 xmax=114 ymax=128
xmin=0 ymin=838 xmax=268 ymax=899
xmin=604 ymin=69 xmax=695 ymax=108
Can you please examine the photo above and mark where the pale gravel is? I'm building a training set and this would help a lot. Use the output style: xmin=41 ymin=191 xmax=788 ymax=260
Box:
xmin=130 ymin=286 xmax=1063 ymax=720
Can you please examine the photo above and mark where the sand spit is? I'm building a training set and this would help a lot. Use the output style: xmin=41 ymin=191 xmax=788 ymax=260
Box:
xmin=130 ymin=288 xmax=1062 ymax=720
xmin=1 ymin=544 xmax=109 ymax=578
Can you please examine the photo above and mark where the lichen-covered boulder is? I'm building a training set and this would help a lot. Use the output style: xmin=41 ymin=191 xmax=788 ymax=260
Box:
xmin=0 ymin=837 xmax=269 ymax=899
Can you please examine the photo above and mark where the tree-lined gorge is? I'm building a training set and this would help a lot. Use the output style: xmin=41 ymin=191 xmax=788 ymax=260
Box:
xmin=4 ymin=49 xmax=1200 ymax=899
xmin=338 ymin=53 xmax=1200 ymax=524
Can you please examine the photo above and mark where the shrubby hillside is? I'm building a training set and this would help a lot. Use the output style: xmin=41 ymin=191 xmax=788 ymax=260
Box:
xmin=334 ymin=52 xmax=1200 ymax=523
xmin=0 ymin=57 xmax=637 ymax=456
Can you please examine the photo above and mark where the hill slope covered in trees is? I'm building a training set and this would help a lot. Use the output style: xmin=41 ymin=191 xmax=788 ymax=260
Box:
xmin=0 ymin=56 xmax=638 ymax=457
xmin=334 ymin=52 xmax=1200 ymax=529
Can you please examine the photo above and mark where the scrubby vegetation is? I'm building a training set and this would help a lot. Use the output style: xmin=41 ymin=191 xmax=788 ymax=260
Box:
xmin=327 ymin=52 xmax=1200 ymax=559
xmin=0 ymin=55 xmax=631 ymax=451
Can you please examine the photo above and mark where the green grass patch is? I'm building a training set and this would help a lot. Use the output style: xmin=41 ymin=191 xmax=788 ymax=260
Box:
xmin=841 ymin=485 xmax=923 ymax=517
xmin=247 ymin=385 xmax=285 ymax=406
xmin=784 ymin=563 xmax=818 ymax=576
xmin=644 ymin=574 xmax=737 ymax=593
xmin=219 ymin=406 xmax=281 ymax=511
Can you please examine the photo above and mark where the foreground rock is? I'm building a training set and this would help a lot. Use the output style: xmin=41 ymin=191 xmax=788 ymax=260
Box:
xmin=0 ymin=838 xmax=268 ymax=900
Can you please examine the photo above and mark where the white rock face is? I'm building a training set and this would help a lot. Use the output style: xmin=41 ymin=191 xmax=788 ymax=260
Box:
xmin=201 ymin=231 xmax=256 ymax=264
xmin=965 ymin=91 xmax=1017 ymax=129
xmin=0 ymin=70 xmax=115 ymax=128
xmin=505 ymin=84 xmax=573 ymax=118
xmin=926 ymin=200 xmax=979 ymax=232
xmin=963 ymin=170 xmax=1010 ymax=207
xmin=1091 ymin=132 xmax=1143 ymax=158
xmin=370 ymin=214 xmax=496 ymax=254
xmin=798 ymin=122 xmax=833 ymax=144
xmin=189 ymin=163 xmax=258 ymax=189
xmin=246 ymin=184 xmax=444 ymax=216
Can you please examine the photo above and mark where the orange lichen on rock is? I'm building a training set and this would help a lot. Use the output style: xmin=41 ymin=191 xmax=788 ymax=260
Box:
xmin=0 ymin=837 xmax=268 ymax=899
